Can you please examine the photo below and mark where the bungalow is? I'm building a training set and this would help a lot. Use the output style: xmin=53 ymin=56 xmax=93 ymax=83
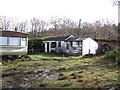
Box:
xmin=43 ymin=35 xmax=98 ymax=55
xmin=0 ymin=30 xmax=28 ymax=56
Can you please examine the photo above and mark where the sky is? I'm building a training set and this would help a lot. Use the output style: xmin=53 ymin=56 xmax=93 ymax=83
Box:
xmin=0 ymin=0 xmax=118 ymax=24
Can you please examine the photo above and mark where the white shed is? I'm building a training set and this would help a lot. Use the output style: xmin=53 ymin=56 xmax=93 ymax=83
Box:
xmin=82 ymin=38 xmax=98 ymax=55
xmin=0 ymin=30 xmax=28 ymax=55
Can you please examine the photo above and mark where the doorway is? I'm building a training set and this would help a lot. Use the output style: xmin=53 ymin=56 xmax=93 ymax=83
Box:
xmin=47 ymin=43 xmax=49 ymax=52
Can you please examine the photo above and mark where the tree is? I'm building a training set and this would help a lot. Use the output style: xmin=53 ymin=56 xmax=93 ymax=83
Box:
xmin=0 ymin=16 xmax=13 ymax=30
xmin=113 ymin=0 xmax=120 ymax=6
xmin=17 ymin=21 xmax=28 ymax=33
xmin=60 ymin=17 xmax=77 ymax=29
xmin=59 ymin=17 xmax=77 ymax=35
xmin=81 ymin=22 xmax=95 ymax=38
xmin=30 ymin=18 xmax=47 ymax=38
xmin=14 ymin=26 xmax=18 ymax=31
xmin=50 ymin=16 xmax=62 ymax=31
xmin=101 ymin=19 xmax=115 ymax=39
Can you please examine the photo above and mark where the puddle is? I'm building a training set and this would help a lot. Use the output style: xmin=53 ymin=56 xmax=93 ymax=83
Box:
xmin=45 ymin=74 xmax=59 ymax=80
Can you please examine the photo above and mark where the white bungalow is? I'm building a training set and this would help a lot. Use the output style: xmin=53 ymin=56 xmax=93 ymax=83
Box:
xmin=43 ymin=35 xmax=98 ymax=55
xmin=0 ymin=30 xmax=28 ymax=55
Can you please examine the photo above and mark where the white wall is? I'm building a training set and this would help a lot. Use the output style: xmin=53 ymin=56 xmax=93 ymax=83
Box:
xmin=82 ymin=38 xmax=98 ymax=55
xmin=0 ymin=36 xmax=28 ymax=55
xmin=21 ymin=37 xmax=27 ymax=46
xmin=0 ymin=46 xmax=27 ymax=55
xmin=44 ymin=43 xmax=47 ymax=52
xmin=61 ymin=41 xmax=65 ymax=47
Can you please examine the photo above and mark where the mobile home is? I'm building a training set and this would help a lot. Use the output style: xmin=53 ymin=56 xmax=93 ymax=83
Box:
xmin=0 ymin=30 xmax=28 ymax=55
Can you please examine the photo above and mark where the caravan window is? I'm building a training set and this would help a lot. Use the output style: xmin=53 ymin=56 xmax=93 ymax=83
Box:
xmin=0 ymin=37 xmax=8 ymax=46
xmin=9 ymin=37 xmax=21 ymax=46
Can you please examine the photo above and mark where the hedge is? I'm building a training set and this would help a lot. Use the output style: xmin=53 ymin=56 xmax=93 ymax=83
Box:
xmin=28 ymin=38 xmax=45 ymax=53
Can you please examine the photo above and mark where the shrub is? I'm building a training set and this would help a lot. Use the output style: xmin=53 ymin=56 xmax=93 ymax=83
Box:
xmin=28 ymin=38 xmax=44 ymax=53
xmin=105 ymin=47 xmax=120 ymax=66
xmin=105 ymin=50 xmax=116 ymax=59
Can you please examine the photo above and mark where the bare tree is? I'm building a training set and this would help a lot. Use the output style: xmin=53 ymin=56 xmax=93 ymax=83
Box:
xmin=112 ymin=0 xmax=120 ymax=6
xmin=50 ymin=16 xmax=62 ymax=31
xmin=30 ymin=18 xmax=47 ymax=38
xmin=80 ymin=22 xmax=95 ymax=38
xmin=60 ymin=17 xmax=77 ymax=29
xmin=101 ymin=19 xmax=115 ymax=39
xmin=15 ymin=21 xmax=28 ymax=33
xmin=59 ymin=17 xmax=73 ymax=34
xmin=0 ymin=16 xmax=13 ymax=30
xmin=40 ymin=20 xmax=47 ymax=37
xmin=93 ymin=20 xmax=103 ymax=38
xmin=31 ymin=18 xmax=40 ymax=38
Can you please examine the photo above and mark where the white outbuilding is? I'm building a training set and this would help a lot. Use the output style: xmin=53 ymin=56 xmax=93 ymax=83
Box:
xmin=43 ymin=35 xmax=98 ymax=55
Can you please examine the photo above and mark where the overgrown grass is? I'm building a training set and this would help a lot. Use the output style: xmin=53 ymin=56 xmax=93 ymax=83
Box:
xmin=2 ymin=53 xmax=120 ymax=88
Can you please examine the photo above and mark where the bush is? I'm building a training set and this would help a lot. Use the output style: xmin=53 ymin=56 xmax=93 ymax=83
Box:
xmin=28 ymin=38 xmax=44 ymax=53
xmin=105 ymin=50 xmax=116 ymax=59
xmin=105 ymin=47 xmax=120 ymax=66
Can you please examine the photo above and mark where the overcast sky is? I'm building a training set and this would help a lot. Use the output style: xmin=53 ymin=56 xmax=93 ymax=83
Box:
xmin=0 ymin=0 xmax=118 ymax=24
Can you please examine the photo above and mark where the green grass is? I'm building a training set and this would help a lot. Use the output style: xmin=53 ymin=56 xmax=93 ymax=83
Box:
xmin=30 ymin=53 xmax=66 ymax=59
xmin=2 ymin=53 xmax=120 ymax=88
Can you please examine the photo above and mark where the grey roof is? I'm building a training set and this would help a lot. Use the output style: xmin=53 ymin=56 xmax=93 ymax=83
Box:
xmin=44 ymin=36 xmax=71 ymax=41
xmin=67 ymin=38 xmax=86 ymax=41
xmin=44 ymin=35 xmax=89 ymax=42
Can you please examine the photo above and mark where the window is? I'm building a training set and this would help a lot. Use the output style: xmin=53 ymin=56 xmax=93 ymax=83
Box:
xmin=0 ymin=37 xmax=8 ymax=46
xmin=76 ymin=41 xmax=82 ymax=46
xmin=51 ymin=42 xmax=56 ymax=48
xmin=0 ymin=36 xmax=21 ymax=46
xmin=9 ymin=37 xmax=21 ymax=46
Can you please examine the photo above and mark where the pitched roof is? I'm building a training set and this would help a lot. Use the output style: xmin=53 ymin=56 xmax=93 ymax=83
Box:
xmin=0 ymin=30 xmax=28 ymax=37
xmin=44 ymin=35 xmax=92 ymax=42
xmin=44 ymin=35 xmax=74 ymax=41
xmin=67 ymin=37 xmax=86 ymax=41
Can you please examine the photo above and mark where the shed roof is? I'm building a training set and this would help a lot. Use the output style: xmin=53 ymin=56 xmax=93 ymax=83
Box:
xmin=67 ymin=37 xmax=86 ymax=41
xmin=0 ymin=30 xmax=28 ymax=37
xmin=44 ymin=35 xmax=74 ymax=41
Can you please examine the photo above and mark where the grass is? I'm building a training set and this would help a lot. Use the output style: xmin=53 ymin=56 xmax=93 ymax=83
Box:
xmin=2 ymin=53 xmax=120 ymax=88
